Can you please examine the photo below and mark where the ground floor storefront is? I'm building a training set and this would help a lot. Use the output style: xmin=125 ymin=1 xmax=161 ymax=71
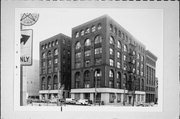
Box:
xmin=145 ymin=93 xmax=155 ymax=103
xmin=39 ymin=90 xmax=70 ymax=100
xmin=71 ymin=88 xmax=145 ymax=105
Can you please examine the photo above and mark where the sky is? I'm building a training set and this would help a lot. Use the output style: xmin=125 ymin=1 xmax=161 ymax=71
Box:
xmin=22 ymin=8 xmax=163 ymax=81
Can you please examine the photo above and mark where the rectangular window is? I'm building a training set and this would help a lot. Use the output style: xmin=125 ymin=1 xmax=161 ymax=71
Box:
xmin=95 ymin=58 xmax=102 ymax=65
xmin=109 ymin=93 xmax=115 ymax=103
xmin=42 ymin=61 xmax=46 ymax=67
xmin=95 ymin=48 xmax=102 ymax=54
xmin=109 ymin=59 xmax=114 ymax=66
xmin=123 ymin=55 xmax=126 ymax=61
xmin=109 ymin=81 xmax=113 ymax=88
xmin=117 ymin=62 xmax=120 ymax=68
xmin=48 ymin=60 xmax=52 ymax=66
xmin=109 ymin=48 xmax=113 ymax=55
xmin=141 ymin=95 xmax=144 ymax=102
xmin=54 ymin=58 xmax=58 ymax=64
xmin=117 ymin=52 xmax=120 ymax=58
xmin=48 ymin=68 xmax=52 ymax=73
xmin=42 ymin=69 xmax=46 ymax=74
xmin=75 ymin=62 xmax=81 ymax=68
xmin=117 ymin=94 xmax=121 ymax=103
xmin=54 ymin=67 xmax=58 ymax=72
xmin=75 ymin=93 xmax=80 ymax=100
xmin=76 ymin=52 xmax=81 ymax=58
xmin=85 ymin=60 xmax=90 ymax=67
xmin=85 ymin=50 xmax=91 ymax=57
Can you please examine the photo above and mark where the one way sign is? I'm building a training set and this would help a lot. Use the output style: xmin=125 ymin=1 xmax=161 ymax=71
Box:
xmin=20 ymin=29 xmax=33 ymax=66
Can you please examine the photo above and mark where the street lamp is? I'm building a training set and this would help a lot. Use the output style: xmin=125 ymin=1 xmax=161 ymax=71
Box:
xmin=94 ymin=71 xmax=97 ymax=105
xmin=47 ymin=85 xmax=51 ymax=106
xmin=123 ymin=74 xmax=126 ymax=106
xmin=123 ymin=83 xmax=126 ymax=106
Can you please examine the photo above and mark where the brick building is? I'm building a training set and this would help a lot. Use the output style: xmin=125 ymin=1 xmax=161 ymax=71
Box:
xmin=39 ymin=33 xmax=71 ymax=100
xmin=70 ymin=15 xmax=150 ymax=105
xmin=145 ymin=50 xmax=157 ymax=103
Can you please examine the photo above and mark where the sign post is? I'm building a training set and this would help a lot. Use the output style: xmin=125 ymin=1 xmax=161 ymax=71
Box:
xmin=20 ymin=29 xmax=33 ymax=106
xmin=20 ymin=13 xmax=39 ymax=106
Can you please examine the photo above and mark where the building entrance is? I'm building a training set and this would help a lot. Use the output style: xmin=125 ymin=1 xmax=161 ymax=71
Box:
xmin=128 ymin=96 xmax=132 ymax=104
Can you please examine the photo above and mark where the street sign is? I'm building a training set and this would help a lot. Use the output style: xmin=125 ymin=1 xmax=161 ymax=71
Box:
xmin=20 ymin=29 xmax=33 ymax=65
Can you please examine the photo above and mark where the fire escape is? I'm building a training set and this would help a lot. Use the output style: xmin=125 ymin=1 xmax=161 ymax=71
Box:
xmin=127 ymin=43 xmax=136 ymax=106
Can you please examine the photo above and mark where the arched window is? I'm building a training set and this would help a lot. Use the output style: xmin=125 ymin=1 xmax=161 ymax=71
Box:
xmin=47 ymin=76 xmax=52 ymax=90
xmin=52 ymin=41 xmax=55 ymax=46
xmin=75 ymin=32 xmax=79 ymax=38
xmin=109 ymin=36 xmax=114 ymax=45
xmin=54 ymin=48 xmax=58 ymax=55
xmin=123 ymin=44 xmax=127 ymax=52
xmin=84 ymin=70 xmax=90 ymax=88
xmin=94 ymin=69 xmax=102 ymax=77
xmin=117 ymin=41 xmax=121 ymax=49
xmin=97 ymin=23 xmax=102 ymax=30
xmin=48 ymin=42 xmax=51 ymax=48
xmin=48 ymin=50 xmax=51 ymax=57
xmin=42 ymin=45 xmax=44 ymax=50
xmin=55 ymin=40 xmax=58 ymax=45
xmin=42 ymin=52 xmax=46 ymax=58
xmin=94 ymin=69 xmax=102 ymax=88
xmin=41 ymin=77 xmax=46 ymax=90
xmin=75 ymin=42 xmax=81 ymax=50
xmin=109 ymin=70 xmax=114 ymax=88
xmin=53 ymin=75 xmax=58 ymax=90
xmin=85 ymin=28 xmax=90 ymax=34
xmin=94 ymin=35 xmax=102 ymax=44
xmin=117 ymin=72 xmax=121 ymax=89
xmin=110 ymin=24 xmax=113 ymax=31
xmin=75 ymin=72 xmax=80 ymax=88
xmin=45 ymin=44 xmax=48 ymax=49
xmin=91 ymin=25 xmax=96 ymax=32
xmin=84 ymin=39 xmax=91 ymax=46
xmin=81 ymin=30 xmax=84 ymax=36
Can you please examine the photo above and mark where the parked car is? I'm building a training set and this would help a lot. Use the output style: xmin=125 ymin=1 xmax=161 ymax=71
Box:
xmin=49 ymin=98 xmax=58 ymax=103
xmin=66 ymin=98 xmax=76 ymax=104
xmin=76 ymin=99 xmax=89 ymax=105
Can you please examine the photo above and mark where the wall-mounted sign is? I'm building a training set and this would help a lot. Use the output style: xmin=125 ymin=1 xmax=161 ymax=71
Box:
xmin=20 ymin=29 xmax=33 ymax=66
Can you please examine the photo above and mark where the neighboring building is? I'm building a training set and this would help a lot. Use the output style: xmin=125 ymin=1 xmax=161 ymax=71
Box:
xmin=145 ymin=50 xmax=157 ymax=103
xmin=23 ymin=59 xmax=40 ymax=99
xmin=155 ymin=77 xmax=158 ymax=104
xmin=71 ymin=15 xmax=148 ymax=105
xmin=39 ymin=33 xmax=71 ymax=100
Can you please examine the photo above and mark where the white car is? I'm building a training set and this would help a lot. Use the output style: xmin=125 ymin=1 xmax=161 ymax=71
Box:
xmin=76 ymin=99 xmax=89 ymax=105
xmin=66 ymin=98 xmax=76 ymax=104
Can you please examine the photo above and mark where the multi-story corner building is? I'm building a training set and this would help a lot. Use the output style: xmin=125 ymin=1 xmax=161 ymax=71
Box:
xmin=71 ymin=15 xmax=148 ymax=105
xmin=39 ymin=33 xmax=71 ymax=100
xmin=145 ymin=50 xmax=157 ymax=103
